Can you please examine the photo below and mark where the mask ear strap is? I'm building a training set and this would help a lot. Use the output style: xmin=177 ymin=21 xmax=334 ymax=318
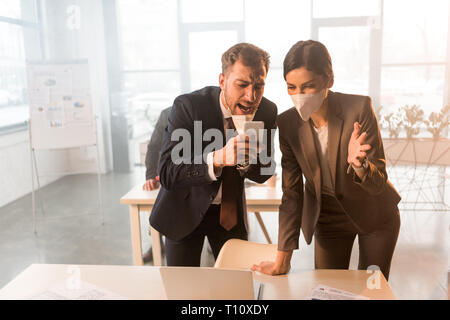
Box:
xmin=326 ymin=76 xmax=334 ymax=89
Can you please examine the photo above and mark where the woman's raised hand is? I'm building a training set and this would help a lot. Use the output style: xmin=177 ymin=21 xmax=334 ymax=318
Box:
xmin=347 ymin=122 xmax=371 ymax=167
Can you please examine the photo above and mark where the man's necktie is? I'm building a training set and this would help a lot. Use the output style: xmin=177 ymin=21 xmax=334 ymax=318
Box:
xmin=220 ymin=117 xmax=239 ymax=231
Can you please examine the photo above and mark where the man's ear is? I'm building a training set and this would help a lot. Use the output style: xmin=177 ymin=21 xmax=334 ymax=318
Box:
xmin=219 ymin=73 xmax=225 ymax=90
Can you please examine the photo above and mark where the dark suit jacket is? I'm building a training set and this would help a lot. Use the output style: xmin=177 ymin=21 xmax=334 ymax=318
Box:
xmin=150 ymin=86 xmax=278 ymax=241
xmin=277 ymin=91 xmax=401 ymax=250
xmin=145 ymin=107 xmax=171 ymax=180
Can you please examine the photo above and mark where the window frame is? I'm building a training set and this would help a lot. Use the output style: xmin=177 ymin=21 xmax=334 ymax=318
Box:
xmin=311 ymin=0 xmax=450 ymax=115
xmin=381 ymin=0 xmax=450 ymax=113
xmin=311 ymin=0 xmax=383 ymax=108
xmin=0 ymin=0 xmax=44 ymax=135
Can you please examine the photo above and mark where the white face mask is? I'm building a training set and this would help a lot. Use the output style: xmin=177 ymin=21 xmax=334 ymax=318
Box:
xmin=290 ymin=89 xmax=326 ymax=121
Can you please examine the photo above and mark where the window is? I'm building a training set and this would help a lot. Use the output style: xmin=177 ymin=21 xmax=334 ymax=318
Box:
xmin=381 ymin=0 xmax=449 ymax=118
xmin=188 ymin=30 xmax=239 ymax=90
xmin=0 ymin=0 xmax=42 ymax=133
xmin=178 ymin=0 xmax=244 ymax=92
xmin=312 ymin=0 xmax=381 ymax=18
xmin=116 ymin=0 xmax=180 ymax=165
xmin=117 ymin=0 xmax=179 ymax=141
xmin=312 ymin=0 xmax=383 ymax=106
xmin=318 ymin=26 xmax=371 ymax=96
xmin=180 ymin=0 xmax=243 ymax=23
xmin=245 ymin=0 xmax=311 ymax=114
xmin=0 ymin=0 xmax=37 ymax=21
xmin=115 ymin=0 xmax=450 ymax=166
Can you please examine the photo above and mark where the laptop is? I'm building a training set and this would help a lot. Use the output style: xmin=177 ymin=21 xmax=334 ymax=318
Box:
xmin=159 ymin=267 xmax=263 ymax=300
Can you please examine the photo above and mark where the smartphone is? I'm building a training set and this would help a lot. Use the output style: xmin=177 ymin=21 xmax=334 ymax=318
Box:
xmin=244 ymin=121 xmax=264 ymax=143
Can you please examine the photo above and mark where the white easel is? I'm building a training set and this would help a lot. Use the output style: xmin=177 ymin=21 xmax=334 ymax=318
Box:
xmin=26 ymin=60 xmax=104 ymax=233
xmin=28 ymin=118 xmax=104 ymax=234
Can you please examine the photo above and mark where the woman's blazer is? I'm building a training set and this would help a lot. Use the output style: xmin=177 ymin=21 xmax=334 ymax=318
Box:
xmin=276 ymin=91 xmax=401 ymax=250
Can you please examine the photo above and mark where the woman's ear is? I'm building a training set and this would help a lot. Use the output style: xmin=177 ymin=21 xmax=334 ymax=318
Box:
xmin=327 ymin=77 xmax=334 ymax=89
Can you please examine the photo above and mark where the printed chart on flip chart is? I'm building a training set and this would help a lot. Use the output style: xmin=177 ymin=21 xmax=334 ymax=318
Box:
xmin=27 ymin=61 xmax=96 ymax=150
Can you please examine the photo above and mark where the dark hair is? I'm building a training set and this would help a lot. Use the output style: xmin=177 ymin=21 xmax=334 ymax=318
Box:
xmin=283 ymin=40 xmax=334 ymax=85
xmin=221 ymin=43 xmax=270 ymax=75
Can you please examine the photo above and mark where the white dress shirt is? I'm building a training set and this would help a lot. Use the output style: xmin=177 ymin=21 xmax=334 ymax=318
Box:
xmin=310 ymin=122 xmax=335 ymax=196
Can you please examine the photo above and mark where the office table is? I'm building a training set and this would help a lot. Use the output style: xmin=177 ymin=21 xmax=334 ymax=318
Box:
xmin=0 ymin=264 xmax=396 ymax=300
xmin=120 ymin=184 xmax=282 ymax=266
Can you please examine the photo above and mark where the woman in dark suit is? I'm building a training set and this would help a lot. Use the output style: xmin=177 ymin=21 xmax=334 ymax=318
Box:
xmin=252 ymin=40 xmax=401 ymax=280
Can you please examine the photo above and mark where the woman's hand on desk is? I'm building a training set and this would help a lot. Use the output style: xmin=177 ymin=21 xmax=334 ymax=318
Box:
xmin=251 ymin=261 xmax=288 ymax=275
xmin=143 ymin=177 xmax=160 ymax=191
xmin=251 ymin=250 xmax=293 ymax=276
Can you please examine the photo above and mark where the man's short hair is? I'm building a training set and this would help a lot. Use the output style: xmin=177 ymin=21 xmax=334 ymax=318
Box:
xmin=221 ymin=43 xmax=270 ymax=75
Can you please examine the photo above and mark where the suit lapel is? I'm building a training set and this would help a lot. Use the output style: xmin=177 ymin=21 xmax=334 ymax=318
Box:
xmin=327 ymin=91 xmax=344 ymax=187
xmin=211 ymin=88 xmax=226 ymax=143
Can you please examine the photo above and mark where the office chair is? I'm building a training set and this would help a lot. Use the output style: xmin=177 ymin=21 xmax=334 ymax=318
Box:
xmin=214 ymin=239 xmax=278 ymax=269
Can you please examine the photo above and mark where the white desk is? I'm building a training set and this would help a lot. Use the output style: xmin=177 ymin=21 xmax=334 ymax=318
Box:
xmin=120 ymin=184 xmax=282 ymax=266
xmin=0 ymin=264 xmax=396 ymax=300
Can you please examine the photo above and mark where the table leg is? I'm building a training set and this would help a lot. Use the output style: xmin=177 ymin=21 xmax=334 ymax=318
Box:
xmin=150 ymin=226 xmax=162 ymax=266
xmin=129 ymin=205 xmax=143 ymax=266
xmin=254 ymin=211 xmax=272 ymax=244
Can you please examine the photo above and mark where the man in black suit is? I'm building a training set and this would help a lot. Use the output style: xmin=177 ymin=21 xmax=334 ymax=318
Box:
xmin=142 ymin=106 xmax=171 ymax=263
xmin=143 ymin=107 xmax=171 ymax=191
xmin=150 ymin=43 xmax=278 ymax=266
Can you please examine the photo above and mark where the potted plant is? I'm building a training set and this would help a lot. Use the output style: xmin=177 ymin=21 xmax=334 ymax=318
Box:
xmin=400 ymin=104 xmax=425 ymax=139
xmin=383 ymin=111 xmax=403 ymax=138
xmin=425 ymin=105 xmax=449 ymax=141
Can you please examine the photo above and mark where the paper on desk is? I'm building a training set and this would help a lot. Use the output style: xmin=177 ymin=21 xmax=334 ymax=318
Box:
xmin=309 ymin=284 xmax=370 ymax=300
xmin=29 ymin=280 xmax=127 ymax=300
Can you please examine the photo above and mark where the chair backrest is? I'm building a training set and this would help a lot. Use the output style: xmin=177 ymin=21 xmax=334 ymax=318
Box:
xmin=214 ymin=239 xmax=278 ymax=269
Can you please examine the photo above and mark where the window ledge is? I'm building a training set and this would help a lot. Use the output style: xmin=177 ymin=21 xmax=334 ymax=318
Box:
xmin=0 ymin=122 xmax=29 ymax=148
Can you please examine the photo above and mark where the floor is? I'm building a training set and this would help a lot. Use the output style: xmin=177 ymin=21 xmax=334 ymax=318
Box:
xmin=0 ymin=166 xmax=448 ymax=300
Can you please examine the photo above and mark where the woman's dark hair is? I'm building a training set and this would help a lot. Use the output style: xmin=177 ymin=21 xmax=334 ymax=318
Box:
xmin=283 ymin=40 xmax=334 ymax=85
